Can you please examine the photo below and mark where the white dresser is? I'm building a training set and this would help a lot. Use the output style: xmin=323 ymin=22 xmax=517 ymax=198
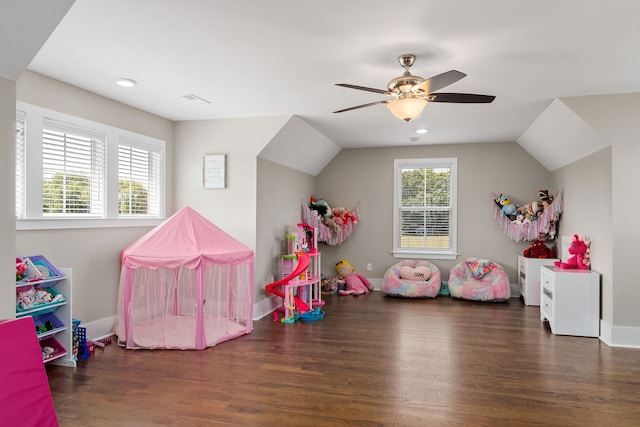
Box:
xmin=518 ymin=256 xmax=558 ymax=306
xmin=540 ymin=265 xmax=600 ymax=337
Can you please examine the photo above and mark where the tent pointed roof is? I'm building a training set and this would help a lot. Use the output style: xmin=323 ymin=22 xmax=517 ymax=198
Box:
xmin=122 ymin=206 xmax=253 ymax=269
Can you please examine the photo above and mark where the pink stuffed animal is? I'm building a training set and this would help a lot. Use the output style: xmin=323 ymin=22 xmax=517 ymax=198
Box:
xmin=336 ymin=260 xmax=372 ymax=296
xmin=554 ymin=234 xmax=591 ymax=269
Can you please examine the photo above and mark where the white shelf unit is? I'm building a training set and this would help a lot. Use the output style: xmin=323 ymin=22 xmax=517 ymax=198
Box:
xmin=518 ymin=256 xmax=559 ymax=306
xmin=16 ymin=267 xmax=76 ymax=367
xmin=540 ymin=265 xmax=600 ymax=337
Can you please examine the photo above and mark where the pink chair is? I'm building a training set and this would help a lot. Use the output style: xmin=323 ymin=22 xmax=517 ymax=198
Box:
xmin=382 ymin=260 xmax=441 ymax=298
xmin=448 ymin=258 xmax=510 ymax=302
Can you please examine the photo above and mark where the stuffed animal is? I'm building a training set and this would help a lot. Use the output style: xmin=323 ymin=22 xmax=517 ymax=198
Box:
xmin=336 ymin=260 xmax=373 ymax=296
xmin=331 ymin=207 xmax=347 ymax=226
xmin=517 ymin=200 xmax=541 ymax=221
xmin=327 ymin=206 xmax=358 ymax=228
xmin=309 ymin=195 xmax=332 ymax=218
xmin=494 ymin=194 xmax=518 ymax=218
xmin=523 ymin=240 xmax=556 ymax=258
xmin=309 ymin=196 xmax=339 ymax=232
xmin=538 ymin=189 xmax=554 ymax=211
xmin=554 ymin=234 xmax=591 ymax=269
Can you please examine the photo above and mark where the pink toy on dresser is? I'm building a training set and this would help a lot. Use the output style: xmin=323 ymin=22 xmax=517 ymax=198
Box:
xmin=554 ymin=234 xmax=591 ymax=270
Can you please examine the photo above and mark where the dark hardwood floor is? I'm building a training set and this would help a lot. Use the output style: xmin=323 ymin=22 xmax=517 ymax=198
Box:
xmin=46 ymin=291 xmax=640 ymax=426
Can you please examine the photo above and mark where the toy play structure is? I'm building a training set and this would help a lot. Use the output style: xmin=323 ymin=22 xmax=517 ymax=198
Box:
xmin=114 ymin=207 xmax=254 ymax=349
xmin=264 ymin=224 xmax=324 ymax=323
xmin=382 ymin=260 xmax=441 ymax=298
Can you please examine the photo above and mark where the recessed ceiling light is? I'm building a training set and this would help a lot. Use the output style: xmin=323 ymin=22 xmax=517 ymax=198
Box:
xmin=115 ymin=78 xmax=137 ymax=88
xmin=415 ymin=128 xmax=428 ymax=134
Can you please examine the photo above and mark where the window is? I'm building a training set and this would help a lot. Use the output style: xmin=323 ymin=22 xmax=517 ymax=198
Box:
xmin=392 ymin=158 xmax=457 ymax=259
xmin=16 ymin=102 xmax=165 ymax=229
xmin=118 ymin=140 xmax=161 ymax=217
xmin=42 ymin=119 xmax=106 ymax=217
xmin=15 ymin=111 xmax=25 ymax=219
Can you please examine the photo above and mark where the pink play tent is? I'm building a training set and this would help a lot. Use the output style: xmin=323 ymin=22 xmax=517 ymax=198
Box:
xmin=114 ymin=207 xmax=254 ymax=349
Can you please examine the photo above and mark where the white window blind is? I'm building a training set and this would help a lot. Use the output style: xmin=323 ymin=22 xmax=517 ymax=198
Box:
xmin=42 ymin=118 xmax=106 ymax=217
xmin=118 ymin=141 xmax=161 ymax=217
xmin=393 ymin=158 xmax=457 ymax=259
xmin=15 ymin=111 xmax=26 ymax=219
xmin=16 ymin=102 xmax=166 ymax=229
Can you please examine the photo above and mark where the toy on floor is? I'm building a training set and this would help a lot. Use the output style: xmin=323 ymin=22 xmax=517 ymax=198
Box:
xmin=335 ymin=260 xmax=373 ymax=296
xmin=554 ymin=234 xmax=591 ymax=269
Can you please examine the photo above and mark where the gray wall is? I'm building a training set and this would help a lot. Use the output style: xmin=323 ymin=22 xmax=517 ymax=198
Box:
xmin=550 ymin=147 xmax=612 ymax=322
xmin=173 ymin=116 xmax=290 ymax=251
xmin=315 ymin=142 xmax=552 ymax=283
xmin=14 ymin=72 xmax=174 ymax=324
xmin=256 ymin=158 xmax=315 ymax=308
xmin=561 ymin=93 xmax=640 ymax=340
xmin=0 ymin=77 xmax=17 ymax=319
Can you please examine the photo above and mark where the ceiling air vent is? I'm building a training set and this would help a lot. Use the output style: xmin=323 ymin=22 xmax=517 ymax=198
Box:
xmin=182 ymin=93 xmax=211 ymax=104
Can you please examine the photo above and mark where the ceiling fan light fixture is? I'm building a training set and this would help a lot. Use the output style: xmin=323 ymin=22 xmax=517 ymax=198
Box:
xmin=386 ymin=98 xmax=428 ymax=122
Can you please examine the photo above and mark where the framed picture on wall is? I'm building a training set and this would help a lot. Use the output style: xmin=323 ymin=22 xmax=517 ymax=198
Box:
xmin=203 ymin=154 xmax=226 ymax=189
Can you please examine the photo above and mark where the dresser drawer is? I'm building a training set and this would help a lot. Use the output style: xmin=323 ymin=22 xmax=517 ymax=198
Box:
xmin=541 ymin=285 xmax=553 ymax=320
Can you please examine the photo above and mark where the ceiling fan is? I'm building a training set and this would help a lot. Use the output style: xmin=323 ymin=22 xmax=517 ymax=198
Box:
xmin=333 ymin=54 xmax=495 ymax=122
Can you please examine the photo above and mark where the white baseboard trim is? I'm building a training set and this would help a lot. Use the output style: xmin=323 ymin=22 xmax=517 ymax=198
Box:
xmin=511 ymin=282 xmax=521 ymax=298
xmin=253 ymin=295 xmax=281 ymax=321
xmin=82 ymin=316 xmax=116 ymax=341
xmin=599 ymin=319 xmax=640 ymax=348
xmin=368 ymin=277 xmax=383 ymax=291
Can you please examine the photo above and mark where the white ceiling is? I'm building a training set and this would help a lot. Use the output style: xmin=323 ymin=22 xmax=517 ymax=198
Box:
xmin=12 ymin=1 xmax=640 ymax=149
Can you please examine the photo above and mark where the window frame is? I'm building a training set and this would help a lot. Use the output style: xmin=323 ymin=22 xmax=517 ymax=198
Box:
xmin=392 ymin=157 xmax=458 ymax=260
xmin=16 ymin=102 xmax=166 ymax=230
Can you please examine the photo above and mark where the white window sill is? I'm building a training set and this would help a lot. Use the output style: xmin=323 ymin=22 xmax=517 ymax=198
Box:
xmin=392 ymin=250 xmax=458 ymax=261
xmin=17 ymin=218 xmax=164 ymax=231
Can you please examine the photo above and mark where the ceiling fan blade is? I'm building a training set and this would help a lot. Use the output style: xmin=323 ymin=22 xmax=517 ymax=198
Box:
xmin=412 ymin=70 xmax=467 ymax=94
xmin=333 ymin=100 xmax=389 ymax=113
xmin=335 ymin=83 xmax=390 ymax=95
xmin=429 ymin=92 xmax=495 ymax=103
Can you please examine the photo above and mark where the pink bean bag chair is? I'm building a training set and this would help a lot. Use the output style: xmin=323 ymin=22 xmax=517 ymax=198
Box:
xmin=448 ymin=258 xmax=510 ymax=302
xmin=382 ymin=260 xmax=441 ymax=298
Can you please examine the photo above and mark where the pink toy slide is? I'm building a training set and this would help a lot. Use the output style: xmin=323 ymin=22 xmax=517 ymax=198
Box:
xmin=264 ymin=252 xmax=311 ymax=313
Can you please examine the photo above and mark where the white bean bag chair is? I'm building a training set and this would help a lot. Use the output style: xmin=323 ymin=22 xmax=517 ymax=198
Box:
xmin=382 ymin=260 xmax=441 ymax=298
